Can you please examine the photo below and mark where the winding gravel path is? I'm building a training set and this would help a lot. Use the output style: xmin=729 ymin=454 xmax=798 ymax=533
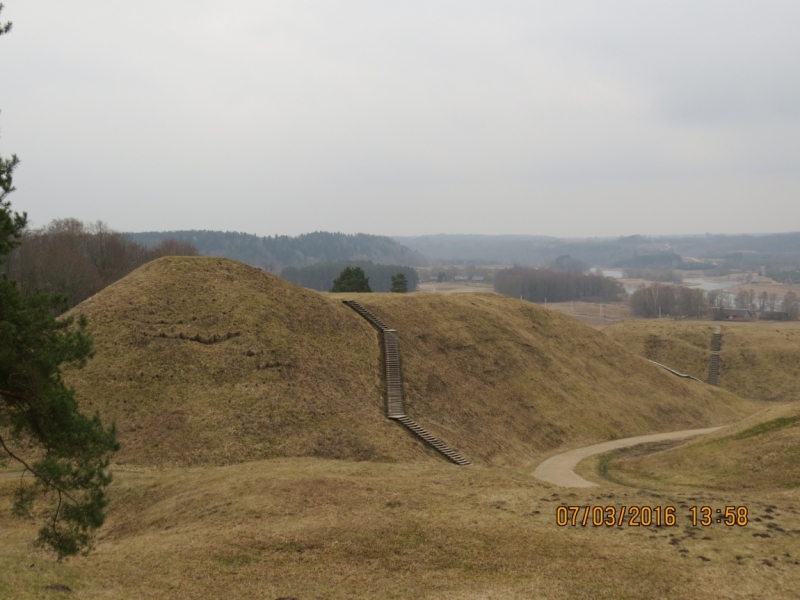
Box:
xmin=532 ymin=427 xmax=722 ymax=488
xmin=2 ymin=427 xmax=724 ymax=487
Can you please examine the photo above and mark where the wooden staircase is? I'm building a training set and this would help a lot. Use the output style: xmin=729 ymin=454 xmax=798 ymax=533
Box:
xmin=342 ymin=300 xmax=470 ymax=465
xmin=394 ymin=415 xmax=471 ymax=465
xmin=708 ymin=330 xmax=722 ymax=386
xmin=383 ymin=330 xmax=405 ymax=418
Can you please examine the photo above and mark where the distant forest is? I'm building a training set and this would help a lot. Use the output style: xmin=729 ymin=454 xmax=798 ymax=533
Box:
xmin=494 ymin=267 xmax=626 ymax=302
xmin=281 ymin=261 xmax=419 ymax=293
xmin=396 ymin=233 xmax=800 ymax=272
xmin=130 ymin=230 xmax=427 ymax=272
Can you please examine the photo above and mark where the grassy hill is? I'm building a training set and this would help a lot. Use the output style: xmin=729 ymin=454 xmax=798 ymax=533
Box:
xmin=334 ymin=294 xmax=756 ymax=465
xmin=63 ymin=256 xmax=425 ymax=466
xmin=62 ymin=257 xmax=757 ymax=468
xmin=605 ymin=320 xmax=800 ymax=402
xmin=598 ymin=401 xmax=800 ymax=491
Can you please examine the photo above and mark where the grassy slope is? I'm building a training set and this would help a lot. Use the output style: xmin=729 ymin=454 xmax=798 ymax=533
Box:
xmin=2 ymin=460 xmax=799 ymax=599
xmin=337 ymin=293 xmax=756 ymax=466
xmin=59 ymin=257 xmax=755 ymax=468
xmin=598 ymin=401 xmax=800 ymax=492
xmin=605 ymin=320 xmax=800 ymax=402
xmin=62 ymin=256 xmax=426 ymax=466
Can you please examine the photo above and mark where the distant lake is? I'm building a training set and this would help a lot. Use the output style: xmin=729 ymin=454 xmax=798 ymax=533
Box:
xmin=600 ymin=269 xmax=625 ymax=279
xmin=599 ymin=270 xmax=741 ymax=294
xmin=682 ymin=278 xmax=741 ymax=292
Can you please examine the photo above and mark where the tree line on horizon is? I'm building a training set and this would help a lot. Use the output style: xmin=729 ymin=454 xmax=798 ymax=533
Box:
xmin=129 ymin=230 xmax=428 ymax=272
xmin=397 ymin=232 xmax=800 ymax=274
xmin=1 ymin=219 xmax=198 ymax=311
xmin=629 ymin=283 xmax=799 ymax=320
xmin=493 ymin=266 xmax=626 ymax=303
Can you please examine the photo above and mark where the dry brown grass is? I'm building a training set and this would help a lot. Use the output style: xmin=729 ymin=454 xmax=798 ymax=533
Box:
xmin=60 ymin=256 xmax=427 ymax=466
xmin=585 ymin=401 xmax=800 ymax=493
xmin=42 ymin=257 xmax=757 ymax=470
xmin=1 ymin=259 xmax=795 ymax=598
xmin=335 ymin=293 xmax=757 ymax=466
xmin=605 ymin=320 xmax=800 ymax=402
xmin=416 ymin=282 xmax=496 ymax=294
xmin=2 ymin=458 xmax=799 ymax=599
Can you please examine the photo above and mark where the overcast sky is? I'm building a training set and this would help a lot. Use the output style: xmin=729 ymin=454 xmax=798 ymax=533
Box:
xmin=1 ymin=1 xmax=798 ymax=238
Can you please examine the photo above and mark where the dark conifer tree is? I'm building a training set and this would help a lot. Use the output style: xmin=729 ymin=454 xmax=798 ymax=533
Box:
xmin=331 ymin=266 xmax=372 ymax=292
xmin=390 ymin=273 xmax=408 ymax=293
xmin=0 ymin=7 xmax=119 ymax=558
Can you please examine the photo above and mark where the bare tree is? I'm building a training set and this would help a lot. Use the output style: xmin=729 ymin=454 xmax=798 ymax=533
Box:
xmin=768 ymin=293 xmax=778 ymax=312
xmin=2 ymin=219 xmax=198 ymax=311
xmin=759 ymin=291 xmax=769 ymax=312
xmin=736 ymin=290 xmax=749 ymax=309
xmin=783 ymin=291 xmax=799 ymax=320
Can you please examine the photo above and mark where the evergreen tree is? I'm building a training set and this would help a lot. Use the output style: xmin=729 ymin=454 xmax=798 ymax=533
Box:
xmin=0 ymin=7 xmax=119 ymax=558
xmin=390 ymin=273 xmax=408 ymax=293
xmin=282 ymin=261 xmax=417 ymax=292
xmin=331 ymin=266 xmax=372 ymax=292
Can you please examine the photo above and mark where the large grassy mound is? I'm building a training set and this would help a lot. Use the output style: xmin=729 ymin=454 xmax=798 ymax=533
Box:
xmin=600 ymin=401 xmax=800 ymax=491
xmin=64 ymin=257 xmax=423 ymax=466
xmin=605 ymin=320 xmax=800 ymax=402
xmin=63 ymin=257 xmax=756 ymax=467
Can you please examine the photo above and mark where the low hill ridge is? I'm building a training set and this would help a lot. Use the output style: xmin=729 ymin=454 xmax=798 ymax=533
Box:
xmin=129 ymin=230 xmax=427 ymax=272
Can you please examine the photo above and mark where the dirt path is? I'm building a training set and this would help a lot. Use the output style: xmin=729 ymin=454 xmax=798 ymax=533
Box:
xmin=532 ymin=427 xmax=721 ymax=488
xmin=3 ymin=426 xmax=722 ymax=488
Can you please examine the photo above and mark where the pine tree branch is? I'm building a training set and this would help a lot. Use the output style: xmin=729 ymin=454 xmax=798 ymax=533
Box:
xmin=0 ymin=433 xmax=79 ymax=504
xmin=0 ymin=388 xmax=25 ymax=401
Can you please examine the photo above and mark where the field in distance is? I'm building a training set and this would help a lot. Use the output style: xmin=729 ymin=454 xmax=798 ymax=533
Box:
xmin=543 ymin=300 xmax=633 ymax=329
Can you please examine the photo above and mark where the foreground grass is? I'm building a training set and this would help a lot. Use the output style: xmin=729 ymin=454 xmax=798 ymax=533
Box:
xmin=2 ymin=459 xmax=799 ymax=599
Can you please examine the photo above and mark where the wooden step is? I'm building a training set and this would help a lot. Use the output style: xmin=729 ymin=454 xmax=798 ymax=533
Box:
xmin=394 ymin=416 xmax=471 ymax=465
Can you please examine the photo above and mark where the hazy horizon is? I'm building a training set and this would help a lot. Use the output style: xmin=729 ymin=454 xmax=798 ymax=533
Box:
xmin=124 ymin=229 xmax=799 ymax=241
xmin=2 ymin=2 xmax=799 ymax=238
